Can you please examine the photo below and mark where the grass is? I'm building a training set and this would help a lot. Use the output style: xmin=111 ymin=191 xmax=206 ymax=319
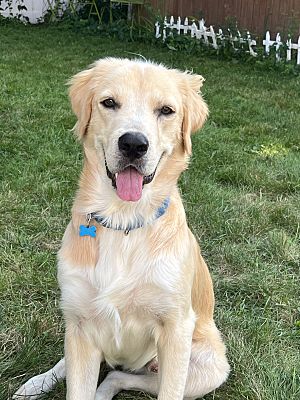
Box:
xmin=1 ymin=20 xmax=300 ymax=400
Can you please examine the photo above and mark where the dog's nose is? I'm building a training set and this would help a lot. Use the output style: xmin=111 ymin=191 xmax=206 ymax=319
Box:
xmin=118 ymin=132 xmax=149 ymax=160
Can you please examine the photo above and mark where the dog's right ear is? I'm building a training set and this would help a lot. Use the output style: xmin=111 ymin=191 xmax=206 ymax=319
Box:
xmin=68 ymin=66 xmax=95 ymax=139
xmin=181 ymin=73 xmax=208 ymax=155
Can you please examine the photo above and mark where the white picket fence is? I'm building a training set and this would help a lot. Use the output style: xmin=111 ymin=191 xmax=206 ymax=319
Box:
xmin=263 ymin=31 xmax=300 ymax=64
xmin=155 ymin=16 xmax=300 ymax=64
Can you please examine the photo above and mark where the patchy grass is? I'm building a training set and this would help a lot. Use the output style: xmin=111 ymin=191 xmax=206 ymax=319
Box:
xmin=1 ymin=21 xmax=300 ymax=400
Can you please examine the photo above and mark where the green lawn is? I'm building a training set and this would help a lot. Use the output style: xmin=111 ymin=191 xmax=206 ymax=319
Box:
xmin=1 ymin=20 xmax=300 ymax=400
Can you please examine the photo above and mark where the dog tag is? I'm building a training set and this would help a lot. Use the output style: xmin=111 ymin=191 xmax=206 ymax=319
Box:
xmin=79 ymin=225 xmax=96 ymax=238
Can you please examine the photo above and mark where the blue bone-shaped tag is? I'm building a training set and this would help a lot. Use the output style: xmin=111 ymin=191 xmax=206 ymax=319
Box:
xmin=79 ymin=225 xmax=96 ymax=238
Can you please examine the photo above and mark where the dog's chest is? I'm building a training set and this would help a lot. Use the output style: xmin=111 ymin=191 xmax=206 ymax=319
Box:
xmin=92 ymin=229 xmax=177 ymax=313
xmin=78 ymin=230 xmax=180 ymax=367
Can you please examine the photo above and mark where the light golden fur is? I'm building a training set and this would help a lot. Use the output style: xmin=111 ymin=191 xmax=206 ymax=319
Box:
xmin=14 ymin=58 xmax=229 ymax=400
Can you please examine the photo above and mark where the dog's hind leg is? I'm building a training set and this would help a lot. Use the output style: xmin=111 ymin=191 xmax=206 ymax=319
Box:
xmin=13 ymin=358 xmax=65 ymax=399
xmin=95 ymin=370 xmax=158 ymax=400
xmin=95 ymin=324 xmax=229 ymax=400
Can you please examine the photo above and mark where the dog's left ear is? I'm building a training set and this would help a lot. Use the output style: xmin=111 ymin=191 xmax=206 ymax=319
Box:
xmin=68 ymin=66 xmax=95 ymax=139
xmin=182 ymin=73 xmax=209 ymax=154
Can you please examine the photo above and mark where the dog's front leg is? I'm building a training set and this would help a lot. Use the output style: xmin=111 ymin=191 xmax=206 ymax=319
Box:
xmin=157 ymin=314 xmax=195 ymax=400
xmin=65 ymin=322 xmax=102 ymax=400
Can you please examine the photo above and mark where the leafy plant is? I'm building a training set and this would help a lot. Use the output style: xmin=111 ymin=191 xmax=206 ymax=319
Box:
xmin=53 ymin=0 xmax=158 ymax=43
xmin=0 ymin=0 xmax=28 ymax=22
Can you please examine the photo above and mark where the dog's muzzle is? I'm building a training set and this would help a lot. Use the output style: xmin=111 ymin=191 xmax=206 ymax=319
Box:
xmin=104 ymin=133 xmax=163 ymax=202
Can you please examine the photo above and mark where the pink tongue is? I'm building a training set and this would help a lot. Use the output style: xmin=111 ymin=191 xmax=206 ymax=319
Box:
xmin=116 ymin=167 xmax=143 ymax=202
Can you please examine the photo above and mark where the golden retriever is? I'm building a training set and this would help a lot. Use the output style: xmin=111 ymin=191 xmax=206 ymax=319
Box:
xmin=14 ymin=58 xmax=229 ymax=400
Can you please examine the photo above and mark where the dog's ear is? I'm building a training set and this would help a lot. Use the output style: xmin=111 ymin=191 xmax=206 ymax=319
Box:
xmin=68 ymin=66 xmax=95 ymax=139
xmin=182 ymin=73 xmax=209 ymax=155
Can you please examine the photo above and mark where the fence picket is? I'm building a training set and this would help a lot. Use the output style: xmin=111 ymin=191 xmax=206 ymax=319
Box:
xmin=210 ymin=25 xmax=218 ymax=49
xmin=275 ymin=33 xmax=281 ymax=61
xmin=183 ymin=17 xmax=188 ymax=34
xmin=191 ymin=22 xmax=197 ymax=38
xmin=298 ymin=36 xmax=300 ymax=65
xmin=155 ymin=21 xmax=160 ymax=38
xmin=287 ymin=37 xmax=292 ymax=61
xmin=263 ymin=31 xmax=271 ymax=54
xmin=247 ymin=31 xmax=257 ymax=56
xmin=200 ymin=19 xmax=208 ymax=44
xmin=176 ymin=16 xmax=181 ymax=34
xmin=162 ymin=16 xmax=167 ymax=42
xmin=169 ymin=16 xmax=174 ymax=35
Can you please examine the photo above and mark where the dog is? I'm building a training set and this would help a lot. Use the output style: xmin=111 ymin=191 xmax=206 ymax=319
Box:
xmin=13 ymin=58 xmax=229 ymax=400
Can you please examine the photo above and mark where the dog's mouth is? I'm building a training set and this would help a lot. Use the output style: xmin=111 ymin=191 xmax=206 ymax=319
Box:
xmin=106 ymin=164 xmax=157 ymax=202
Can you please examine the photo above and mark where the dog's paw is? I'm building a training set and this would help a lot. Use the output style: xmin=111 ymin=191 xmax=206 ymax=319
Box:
xmin=13 ymin=373 xmax=53 ymax=399
xmin=13 ymin=384 xmax=41 ymax=399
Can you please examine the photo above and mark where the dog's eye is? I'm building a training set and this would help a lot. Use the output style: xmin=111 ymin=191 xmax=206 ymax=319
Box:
xmin=101 ymin=98 xmax=117 ymax=109
xmin=160 ymin=106 xmax=174 ymax=116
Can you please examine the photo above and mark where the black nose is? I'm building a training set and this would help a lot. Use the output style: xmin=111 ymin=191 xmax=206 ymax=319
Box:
xmin=118 ymin=132 xmax=149 ymax=160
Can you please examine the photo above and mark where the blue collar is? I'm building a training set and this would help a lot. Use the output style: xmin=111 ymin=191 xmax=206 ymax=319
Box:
xmin=80 ymin=197 xmax=170 ymax=237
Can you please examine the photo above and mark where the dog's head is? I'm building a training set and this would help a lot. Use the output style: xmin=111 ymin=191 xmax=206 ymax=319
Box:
xmin=69 ymin=58 xmax=208 ymax=203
